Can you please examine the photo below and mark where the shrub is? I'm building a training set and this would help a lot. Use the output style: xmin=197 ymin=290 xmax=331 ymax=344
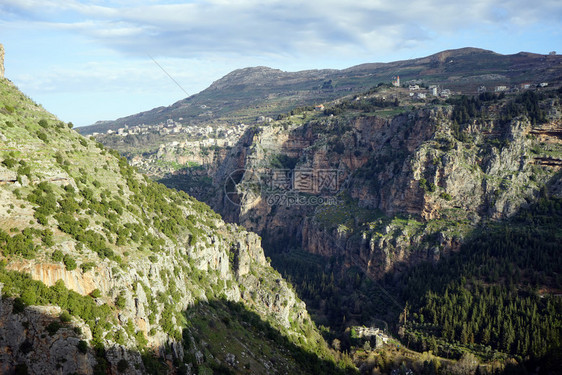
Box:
xmin=14 ymin=363 xmax=28 ymax=375
xmin=19 ymin=340 xmax=34 ymax=354
xmin=60 ymin=311 xmax=72 ymax=323
xmin=419 ymin=178 xmax=436 ymax=193
xmin=46 ymin=321 xmax=62 ymax=335
xmin=2 ymin=157 xmax=17 ymax=168
xmin=38 ymin=119 xmax=49 ymax=128
xmin=115 ymin=294 xmax=126 ymax=309
xmin=63 ymin=254 xmax=77 ymax=271
xmin=37 ymin=131 xmax=48 ymax=142
xmin=17 ymin=165 xmax=31 ymax=178
xmin=12 ymin=297 xmax=26 ymax=313
xmin=117 ymin=359 xmax=129 ymax=373
xmin=35 ymin=213 xmax=48 ymax=226
xmin=20 ymin=289 xmax=37 ymax=306
xmin=135 ymin=331 xmax=148 ymax=348
xmin=440 ymin=192 xmax=453 ymax=201
xmin=51 ymin=250 xmax=64 ymax=262
xmin=77 ymin=340 xmax=88 ymax=354
xmin=80 ymin=262 xmax=95 ymax=273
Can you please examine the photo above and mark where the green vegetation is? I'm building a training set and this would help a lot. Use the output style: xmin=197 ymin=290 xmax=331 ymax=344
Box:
xmin=402 ymin=197 xmax=562 ymax=361
xmin=314 ymin=194 xmax=383 ymax=231
xmin=257 ymin=86 xmax=562 ymax=372
xmin=0 ymin=77 xmax=350 ymax=374
xmin=324 ymin=95 xmax=400 ymax=116
xmin=273 ymin=197 xmax=562 ymax=371
xmin=3 ymin=53 xmax=562 ymax=374
xmin=448 ymin=89 xmax=562 ymax=142
xmin=271 ymin=249 xmax=393 ymax=337
xmin=184 ymin=300 xmax=357 ymax=375
xmin=0 ymin=228 xmax=37 ymax=259
xmin=270 ymin=153 xmax=299 ymax=169
xmin=0 ymin=267 xmax=114 ymax=343
xmin=419 ymin=178 xmax=436 ymax=193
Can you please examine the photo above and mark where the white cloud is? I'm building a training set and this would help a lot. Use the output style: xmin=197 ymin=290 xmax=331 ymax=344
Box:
xmin=2 ymin=0 xmax=559 ymax=61
xmin=2 ymin=0 xmax=561 ymax=126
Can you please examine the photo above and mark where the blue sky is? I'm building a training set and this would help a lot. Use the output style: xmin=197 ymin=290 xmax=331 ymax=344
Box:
xmin=1 ymin=0 xmax=561 ymax=127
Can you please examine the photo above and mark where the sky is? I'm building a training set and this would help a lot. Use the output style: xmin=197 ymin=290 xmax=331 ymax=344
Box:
xmin=1 ymin=0 xmax=561 ymax=127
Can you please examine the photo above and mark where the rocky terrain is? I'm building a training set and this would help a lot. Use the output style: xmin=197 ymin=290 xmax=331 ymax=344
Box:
xmin=155 ymin=83 xmax=562 ymax=370
xmin=79 ymin=48 xmax=562 ymax=135
xmin=144 ymin=84 xmax=561 ymax=282
xmin=67 ymin=47 xmax=562 ymax=372
xmin=0 ymin=77 xmax=352 ymax=374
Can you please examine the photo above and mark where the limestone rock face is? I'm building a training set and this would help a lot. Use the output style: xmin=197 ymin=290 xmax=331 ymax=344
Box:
xmin=196 ymin=97 xmax=562 ymax=279
xmin=0 ymin=294 xmax=97 ymax=375
xmin=1 ymin=219 xmax=313 ymax=373
xmin=0 ymin=75 xmax=331 ymax=374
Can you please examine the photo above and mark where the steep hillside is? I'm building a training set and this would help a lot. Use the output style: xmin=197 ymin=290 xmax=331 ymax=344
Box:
xmin=148 ymin=82 xmax=562 ymax=368
xmin=181 ymin=85 xmax=562 ymax=262
xmin=0 ymin=78 xmax=354 ymax=374
xmin=79 ymin=48 xmax=562 ymax=135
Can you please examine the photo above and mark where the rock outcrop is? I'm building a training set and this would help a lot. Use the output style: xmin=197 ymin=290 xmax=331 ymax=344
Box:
xmin=0 ymin=291 xmax=98 ymax=375
xmin=0 ymin=76 xmax=338 ymax=374
xmin=188 ymin=89 xmax=562 ymax=279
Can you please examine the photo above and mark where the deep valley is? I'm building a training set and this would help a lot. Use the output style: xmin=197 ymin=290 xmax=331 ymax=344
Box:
xmin=2 ymin=47 xmax=562 ymax=374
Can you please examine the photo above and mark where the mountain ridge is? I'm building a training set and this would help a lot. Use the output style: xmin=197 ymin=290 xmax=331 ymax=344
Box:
xmin=0 ymin=77 xmax=352 ymax=374
xmin=79 ymin=47 xmax=562 ymax=135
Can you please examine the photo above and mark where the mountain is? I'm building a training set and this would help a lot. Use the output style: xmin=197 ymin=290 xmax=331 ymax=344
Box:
xmin=0 ymin=77 xmax=354 ymax=373
xmin=118 ymin=80 xmax=562 ymax=370
xmin=78 ymin=47 xmax=562 ymax=135
xmin=72 ymin=47 xmax=562 ymax=372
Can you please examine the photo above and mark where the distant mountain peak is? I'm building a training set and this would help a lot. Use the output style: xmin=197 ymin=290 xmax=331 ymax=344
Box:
xmin=79 ymin=47 xmax=562 ymax=135
xmin=430 ymin=47 xmax=497 ymax=61
xmin=208 ymin=66 xmax=284 ymax=90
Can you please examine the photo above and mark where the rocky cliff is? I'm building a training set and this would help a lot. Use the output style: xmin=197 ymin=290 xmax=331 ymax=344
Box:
xmin=186 ymin=86 xmax=562 ymax=280
xmin=0 ymin=77 xmax=347 ymax=373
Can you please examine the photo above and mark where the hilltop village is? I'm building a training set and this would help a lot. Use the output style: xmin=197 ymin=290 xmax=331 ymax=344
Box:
xmin=93 ymin=120 xmax=248 ymax=144
xmin=94 ymin=77 xmax=552 ymax=138
xmin=92 ymin=76 xmax=553 ymax=178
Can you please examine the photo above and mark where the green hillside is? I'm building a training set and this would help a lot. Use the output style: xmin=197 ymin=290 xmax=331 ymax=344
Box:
xmin=0 ymin=77 xmax=355 ymax=374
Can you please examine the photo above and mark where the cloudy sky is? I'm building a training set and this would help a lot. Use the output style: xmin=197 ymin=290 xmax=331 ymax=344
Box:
xmin=1 ymin=0 xmax=561 ymax=127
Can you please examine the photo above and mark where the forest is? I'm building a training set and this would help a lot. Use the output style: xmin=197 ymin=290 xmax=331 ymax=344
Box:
xmin=404 ymin=196 xmax=562 ymax=363
xmin=271 ymin=196 xmax=562 ymax=369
